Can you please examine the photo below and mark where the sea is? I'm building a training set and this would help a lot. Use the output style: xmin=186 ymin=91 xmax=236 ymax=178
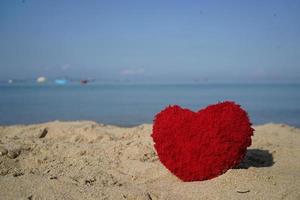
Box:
xmin=0 ymin=83 xmax=299 ymax=127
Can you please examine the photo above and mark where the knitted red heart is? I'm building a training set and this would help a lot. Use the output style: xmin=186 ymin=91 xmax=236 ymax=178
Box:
xmin=152 ymin=101 xmax=253 ymax=182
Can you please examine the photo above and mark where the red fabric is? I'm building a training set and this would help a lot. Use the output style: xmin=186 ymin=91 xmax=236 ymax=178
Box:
xmin=152 ymin=101 xmax=254 ymax=182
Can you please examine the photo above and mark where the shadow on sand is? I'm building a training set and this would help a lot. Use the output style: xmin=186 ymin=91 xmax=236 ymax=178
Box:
xmin=235 ymin=149 xmax=274 ymax=169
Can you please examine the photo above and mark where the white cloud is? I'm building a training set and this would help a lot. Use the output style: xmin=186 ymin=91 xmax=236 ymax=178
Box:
xmin=120 ymin=68 xmax=145 ymax=76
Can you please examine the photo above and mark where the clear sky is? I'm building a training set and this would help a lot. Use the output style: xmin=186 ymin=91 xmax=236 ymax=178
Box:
xmin=0 ymin=0 xmax=300 ymax=83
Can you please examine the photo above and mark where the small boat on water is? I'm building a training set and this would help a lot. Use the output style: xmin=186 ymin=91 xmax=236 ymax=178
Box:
xmin=80 ymin=80 xmax=88 ymax=84
xmin=37 ymin=76 xmax=47 ymax=83
xmin=8 ymin=79 xmax=13 ymax=84
xmin=55 ymin=79 xmax=67 ymax=85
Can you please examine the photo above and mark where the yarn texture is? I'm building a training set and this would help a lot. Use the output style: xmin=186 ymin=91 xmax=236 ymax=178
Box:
xmin=152 ymin=101 xmax=254 ymax=181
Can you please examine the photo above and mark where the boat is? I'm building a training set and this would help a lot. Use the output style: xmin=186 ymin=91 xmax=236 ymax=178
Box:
xmin=80 ymin=80 xmax=88 ymax=84
xmin=55 ymin=79 xmax=67 ymax=85
xmin=37 ymin=76 xmax=47 ymax=83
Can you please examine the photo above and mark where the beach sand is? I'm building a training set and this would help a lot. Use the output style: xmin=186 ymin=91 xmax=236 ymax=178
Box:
xmin=0 ymin=121 xmax=299 ymax=200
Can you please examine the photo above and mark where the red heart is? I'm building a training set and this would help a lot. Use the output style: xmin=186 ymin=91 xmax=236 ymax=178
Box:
xmin=152 ymin=101 xmax=254 ymax=182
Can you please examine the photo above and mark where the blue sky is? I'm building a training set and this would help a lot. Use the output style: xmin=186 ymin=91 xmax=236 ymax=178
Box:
xmin=0 ymin=0 xmax=300 ymax=82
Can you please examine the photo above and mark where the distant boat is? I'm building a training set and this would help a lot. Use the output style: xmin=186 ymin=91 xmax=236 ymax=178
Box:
xmin=8 ymin=79 xmax=13 ymax=84
xmin=55 ymin=79 xmax=67 ymax=85
xmin=80 ymin=80 xmax=88 ymax=84
xmin=37 ymin=76 xmax=47 ymax=83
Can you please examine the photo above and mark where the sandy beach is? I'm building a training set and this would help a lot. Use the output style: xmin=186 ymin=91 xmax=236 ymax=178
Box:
xmin=0 ymin=121 xmax=299 ymax=200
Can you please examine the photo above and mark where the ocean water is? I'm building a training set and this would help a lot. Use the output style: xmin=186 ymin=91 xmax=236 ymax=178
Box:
xmin=0 ymin=83 xmax=299 ymax=127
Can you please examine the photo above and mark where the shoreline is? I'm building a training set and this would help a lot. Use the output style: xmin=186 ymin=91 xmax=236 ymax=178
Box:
xmin=1 ymin=121 xmax=300 ymax=199
xmin=1 ymin=120 xmax=299 ymax=129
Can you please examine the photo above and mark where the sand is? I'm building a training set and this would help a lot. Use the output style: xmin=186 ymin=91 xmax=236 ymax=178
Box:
xmin=0 ymin=121 xmax=299 ymax=200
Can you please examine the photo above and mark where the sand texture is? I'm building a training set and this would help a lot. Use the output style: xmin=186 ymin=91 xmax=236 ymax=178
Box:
xmin=0 ymin=121 xmax=300 ymax=200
